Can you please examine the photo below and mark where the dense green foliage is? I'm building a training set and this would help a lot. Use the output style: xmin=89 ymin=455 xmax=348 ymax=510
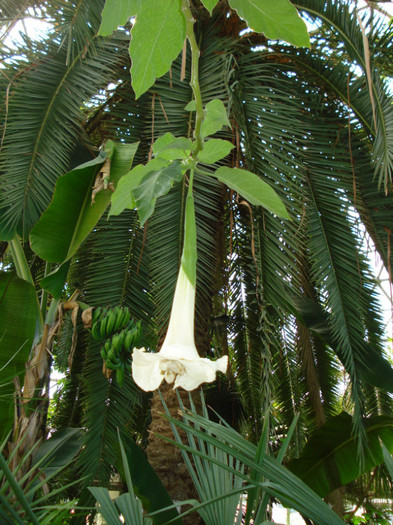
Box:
xmin=1 ymin=0 xmax=393 ymax=522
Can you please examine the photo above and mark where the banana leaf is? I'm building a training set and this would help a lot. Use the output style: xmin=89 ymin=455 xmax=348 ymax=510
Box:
xmin=30 ymin=141 xmax=138 ymax=263
xmin=288 ymin=412 xmax=393 ymax=497
xmin=32 ymin=427 xmax=83 ymax=477
xmin=117 ymin=436 xmax=183 ymax=525
xmin=0 ymin=272 xmax=38 ymax=438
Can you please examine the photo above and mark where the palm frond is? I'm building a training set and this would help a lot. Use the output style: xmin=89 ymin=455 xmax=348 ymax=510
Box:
xmin=350 ymin=132 xmax=393 ymax=276
xmin=49 ymin=0 xmax=106 ymax=64
xmin=295 ymin=0 xmax=393 ymax=188
xmin=0 ymin=31 xmax=129 ymax=239
xmin=223 ymin=32 xmax=389 ymax=448
xmin=54 ymin=208 xmax=153 ymax=503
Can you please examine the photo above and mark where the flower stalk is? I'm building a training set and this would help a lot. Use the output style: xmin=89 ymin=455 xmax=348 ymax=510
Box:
xmin=181 ymin=0 xmax=204 ymax=155
xmin=132 ymin=183 xmax=228 ymax=391
xmin=131 ymin=0 xmax=228 ymax=391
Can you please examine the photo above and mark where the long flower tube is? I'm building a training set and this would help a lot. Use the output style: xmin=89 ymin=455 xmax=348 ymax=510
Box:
xmin=132 ymin=187 xmax=228 ymax=391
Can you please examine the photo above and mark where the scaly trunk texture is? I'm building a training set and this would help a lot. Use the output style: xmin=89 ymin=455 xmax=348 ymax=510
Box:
xmin=297 ymin=251 xmax=345 ymax=516
xmin=145 ymin=225 xmax=224 ymax=524
xmin=146 ymin=383 xmax=202 ymax=525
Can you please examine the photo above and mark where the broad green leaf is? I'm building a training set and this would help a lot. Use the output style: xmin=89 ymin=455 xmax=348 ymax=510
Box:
xmin=198 ymin=139 xmax=234 ymax=164
xmin=39 ymin=262 xmax=71 ymax=299
xmin=382 ymin=442 xmax=393 ymax=479
xmin=0 ymin=224 xmax=15 ymax=242
xmin=213 ymin=167 xmax=289 ymax=219
xmin=30 ymin=142 xmax=138 ymax=263
xmin=133 ymin=161 xmax=183 ymax=226
xmin=185 ymin=100 xmax=196 ymax=111
xmin=201 ymin=99 xmax=231 ymax=139
xmin=109 ymin=158 xmax=169 ymax=217
xmin=129 ymin=0 xmax=186 ymax=99
xmin=0 ymin=272 xmax=37 ymax=438
xmin=98 ymin=0 xmax=140 ymax=36
xmin=117 ymin=437 xmax=183 ymax=524
xmin=153 ymin=133 xmax=178 ymax=154
xmin=115 ymin=493 xmax=145 ymax=525
xmin=153 ymin=133 xmax=192 ymax=160
xmin=228 ymin=0 xmax=310 ymax=47
xmin=288 ymin=413 xmax=393 ymax=497
xmin=201 ymin=0 xmax=219 ymax=14
xmin=88 ymin=487 xmax=122 ymax=524
xmin=32 ymin=428 xmax=83 ymax=477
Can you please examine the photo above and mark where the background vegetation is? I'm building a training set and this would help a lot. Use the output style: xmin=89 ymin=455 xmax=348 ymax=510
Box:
xmin=1 ymin=0 xmax=393 ymax=523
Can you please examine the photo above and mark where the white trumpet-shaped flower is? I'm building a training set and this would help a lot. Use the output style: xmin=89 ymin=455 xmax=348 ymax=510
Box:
xmin=132 ymin=264 xmax=228 ymax=391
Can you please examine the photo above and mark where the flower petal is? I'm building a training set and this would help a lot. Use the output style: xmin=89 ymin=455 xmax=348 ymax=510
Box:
xmin=159 ymin=342 xmax=199 ymax=360
xmin=173 ymin=356 xmax=228 ymax=390
xmin=215 ymin=355 xmax=228 ymax=374
xmin=132 ymin=348 xmax=163 ymax=391
xmin=164 ymin=265 xmax=196 ymax=348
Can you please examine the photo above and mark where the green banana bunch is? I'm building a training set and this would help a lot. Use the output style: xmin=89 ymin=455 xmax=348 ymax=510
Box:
xmin=95 ymin=309 xmax=143 ymax=387
xmin=100 ymin=339 xmax=111 ymax=360
xmin=112 ymin=329 xmax=127 ymax=354
xmin=123 ymin=320 xmax=142 ymax=351
xmin=91 ymin=306 xmax=131 ymax=340
xmin=113 ymin=306 xmax=131 ymax=332
xmin=100 ymin=329 xmax=129 ymax=375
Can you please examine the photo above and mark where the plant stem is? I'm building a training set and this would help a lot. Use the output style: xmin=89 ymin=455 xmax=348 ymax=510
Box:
xmin=45 ymin=297 xmax=60 ymax=326
xmin=178 ymin=1 xmax=203 ymax=287
xmin=181 ymin=0 xmax=204 ymax=157
xmin=40 ymin=262 xmax=50 ymax=319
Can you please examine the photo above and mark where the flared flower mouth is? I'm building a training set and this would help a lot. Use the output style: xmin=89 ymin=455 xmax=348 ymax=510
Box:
xmin=132 ymin=346 xmax=228 ymax=391
xmin=131 ymin=266 xmax=228 ymax=391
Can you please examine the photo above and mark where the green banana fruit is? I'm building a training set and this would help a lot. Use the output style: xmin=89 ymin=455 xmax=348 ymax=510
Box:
xmin=116 ymin=365 xmax=125 ymax=387
xmin=107 ymin=347 xmax=117 ymax=362
xmin=93 ymin=306 xmax=102 ymax=323
xmin=112 ymin=307 xmax=129 ymax=332
xmin=91 ymin=321 xmax=102 ymax=341
xmin=113 ymin=306 xmax=123 ymax=332
xmin=111 ymin=334 xmax=120 ymax=354
xmin=105 ymin=360 xmax=116 ymax=370
xmin=123 ymin=321 xmax=142 ymax=350
xmin=106 ymin=357 xmax=121 ymax=370
xmin=121 ymin=308 xmax=131 ymax=329
xmin=105 ymin=309 xmax=116 ymax=337
xmin=124 ymin=329 xmax=135 ymax=351
xmin=100 ymin=313 xmax=109 ymax=339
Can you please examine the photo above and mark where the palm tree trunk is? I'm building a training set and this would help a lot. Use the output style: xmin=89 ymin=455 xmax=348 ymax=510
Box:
xmin=297 ymin=250 xmax=345 ymax=517
xmin=146 ymin=383 xmax=202 ymax=525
